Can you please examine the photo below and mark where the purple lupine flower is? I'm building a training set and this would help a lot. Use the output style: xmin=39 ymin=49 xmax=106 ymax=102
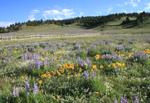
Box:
xmin=13 ymin=87 xmax=19 ymax=97
xmin=35 ymin=60 xmax=43 ymax=69
xmin=86 ymin=58 xmax=91 ymax=67
xmin=115 ymin=45 xmax=125 ymax=51
xmin=120 ymin=97 xmax=128 ymax=103
xmin=111 ymin=54 xmax=123 ymax=61
xmin=133 ymin=51 xmax=148 ymax=61
xmin=102 ymin=53 xmax=123 ymax=61
xmin=83 ymin=71 xmax=89 ymax=79
xmin=33 ymin=54 xmax=40 ymax=60
xmin=77 ymin=57 xmax=84 ymax=67
xmin=22 ymin=52 xmax=32 ymax=60
xmin=102 ymin=54 xmax=112 ymax=60
xmin=132 ymin=95 xmax=139 ymax=103
xmin=25 ymin=81 xmax=30 ymax=95
xmin=44 ymin=47 xmax=49 ymax=51
xmin=33 ymin=83 xmax=39 ymax=94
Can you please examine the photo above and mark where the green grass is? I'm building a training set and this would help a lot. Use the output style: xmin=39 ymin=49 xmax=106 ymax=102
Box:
xmin=0 ymin=24 xmax=96 ymax=37
xmin=0 ymin=33 xmax=150 ymax=102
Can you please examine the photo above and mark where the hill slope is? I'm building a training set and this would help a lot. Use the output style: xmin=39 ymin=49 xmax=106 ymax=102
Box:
xmin=0 ymin=12 xmax=150 ymax=35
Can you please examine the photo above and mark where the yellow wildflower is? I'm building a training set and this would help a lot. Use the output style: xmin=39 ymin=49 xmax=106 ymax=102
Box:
xmin=116 ymin=62 xmax=122 ymax=67
xmin=128 ymin=52 xmax=133 ymax=58
xmin=100 ymin=65 xmax=104 ymax=69
xmin=121 ymin=63 xmax=125 ymax=68
xmin=111 ymin=62 xmax=125 ymax=69
xmin=38 ymin=80 xmax=43 ymax=84
xmin=41 ymin=74 xmax=47 ymax=78
xmin=59 ymin=68 xmax=65 ymax=74
xmin=46 ymin=73 xmax=51 ymax=78
xmin=21 ymin=76 xmax=25 ymax=80
xmin=112 ymin=63 xmax=117 ymax=68
xmin=95 ymin=54 xmax=101 ymax=60
xmin=70 ymin=64 xmax=74 ymax=69
xmin=91 ymin=65 xmax=97 ymax=71
xmin=50 ymin=71 xmax=56 ymax=76
xmin=144 ymin=49 xmax=150 ymax=54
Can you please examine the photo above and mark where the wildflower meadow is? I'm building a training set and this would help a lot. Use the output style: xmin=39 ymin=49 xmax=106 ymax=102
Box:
xmin=0 ymin=35 xmax=150 ymax=103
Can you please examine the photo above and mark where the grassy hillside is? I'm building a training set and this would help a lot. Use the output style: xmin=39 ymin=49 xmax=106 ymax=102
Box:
xmin=95 ymin=15 xmax=150 ymax=34
xmin=0 ymin=12 xmax=150 ymax=36
xmin=0 ymin=24 xmax=98 ymax=37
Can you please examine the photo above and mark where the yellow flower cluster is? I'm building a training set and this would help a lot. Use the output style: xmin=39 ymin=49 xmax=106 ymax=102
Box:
xmin=116 ymin=51 xmax=134 ymax=58
xmin=41 ymin=71 xmax=55 ymax=78
xmin=109 ymin=62 xmax=125 ymax=69
xmin=38 ymin=80 xmax=43 ymax=84
xmin=95 ymin=54 xmax=101 ymax=60
xmin=41 ymin=63 xmax=75 ymax=79
xmin=91 ymin=65 xmax=97 ymax=72
xmin=116 ymin=51 xmax=125 ymax=57
xmin=144 ymin=49 xmax=150 ymax=54
xmin=60 ymin=63 xmax=74 ymax=70
xmin=41 ymin=63 xmax=99 ymax=79
xmin=127 ymin=52 xmax=134 ymax=58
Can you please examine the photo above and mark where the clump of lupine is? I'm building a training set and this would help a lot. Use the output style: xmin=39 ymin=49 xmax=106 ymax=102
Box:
xmin=130 ymin=51 xmax=149 ymax=64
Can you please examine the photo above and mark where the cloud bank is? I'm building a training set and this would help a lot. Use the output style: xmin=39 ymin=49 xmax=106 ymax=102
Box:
xmin=125 ymin=0 xmax=141 ymax=7
xmin=43 ymin=9 xmax=75 ymax=20
xmin=28 ymin=8 xmax=76 ymax=21
xmin=145 ymin=2 xmax=150 ymax=10
xmin=28 ymin=9 xmax=40 ymax=21
xmin=0 ymin=21 xmax=14 ymax=27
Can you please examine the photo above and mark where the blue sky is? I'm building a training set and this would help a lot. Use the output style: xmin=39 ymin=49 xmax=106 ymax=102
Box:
xmin=0 ymin=0 xmax=150 ymax=27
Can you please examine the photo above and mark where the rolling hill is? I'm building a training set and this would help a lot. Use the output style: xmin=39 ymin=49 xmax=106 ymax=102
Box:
xmin=0 ymin=12 xmax=150 ymax=36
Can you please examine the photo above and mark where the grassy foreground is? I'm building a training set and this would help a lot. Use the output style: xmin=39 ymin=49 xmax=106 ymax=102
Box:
xmin=0 ymin=34 xmax=150 ymax=103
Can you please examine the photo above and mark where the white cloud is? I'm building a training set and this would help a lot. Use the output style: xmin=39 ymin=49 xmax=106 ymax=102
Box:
xmin=124 ymin=0 xmax=141 ymax=7
xmin=0 ymin=21 xmax=14 ymax=27
xmin=43 ymin=9 xmax=75 ymax=20
xmin=27 ymin=8 xmax=83 ymax=20
xmin=117 ymin=0 xmax=141 ymax=7
xmin=28 ymin=9 xmax=40 ymax=21
xmin=145 ymin=2 xmax=150 ymax=10
xmin=31 ymin=9 xmax=40 ymax=14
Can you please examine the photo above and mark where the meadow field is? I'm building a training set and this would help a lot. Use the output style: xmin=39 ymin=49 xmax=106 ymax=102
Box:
xmin=0 ymin=32 xmax=150 ymax=103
